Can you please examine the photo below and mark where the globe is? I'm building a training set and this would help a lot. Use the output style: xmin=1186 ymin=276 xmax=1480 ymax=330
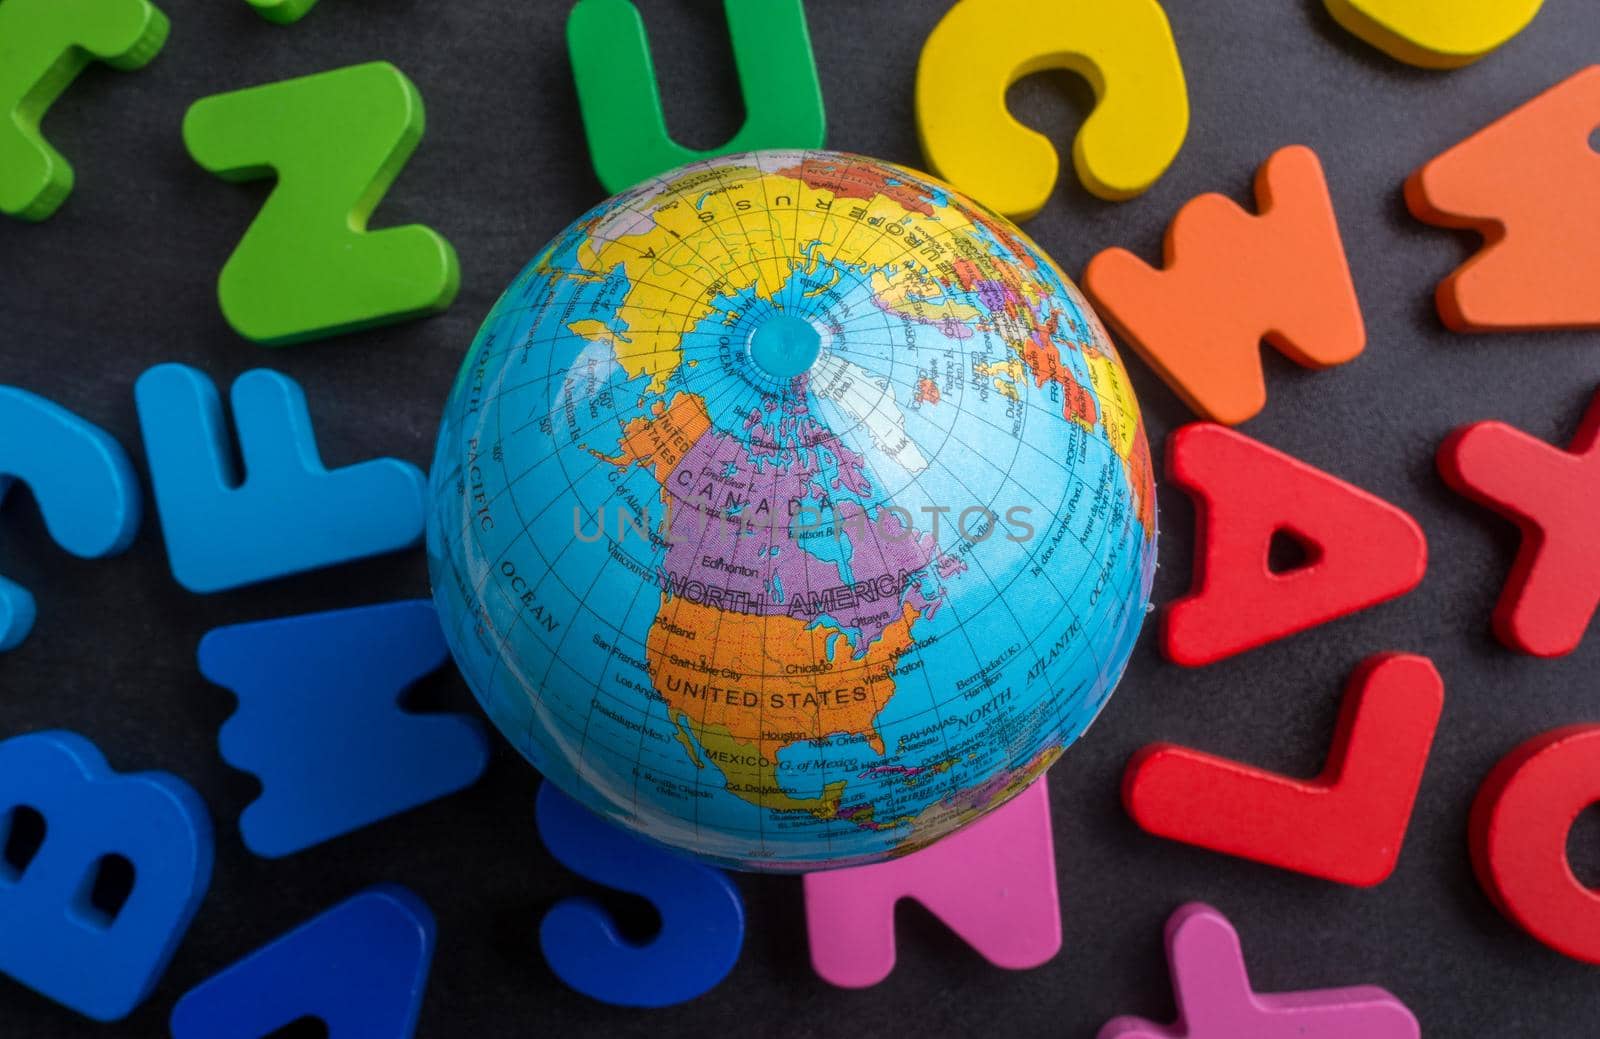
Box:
xmin=427 ymin=150 xmax=1157 ymax=872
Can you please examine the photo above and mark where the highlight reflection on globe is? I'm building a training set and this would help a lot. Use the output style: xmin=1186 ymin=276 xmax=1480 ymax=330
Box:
xmin=427 ymin=150 xmax=1157 ymax=871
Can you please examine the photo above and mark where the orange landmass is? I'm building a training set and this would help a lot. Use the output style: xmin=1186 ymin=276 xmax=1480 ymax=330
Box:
xmin=951 ymin=258 xmax=983 ymax=293
xmin=1127 ymin=424 xmax=1157 ymax=539
xmin=597 ymin=392 xmax=709 ymax=484
xmin=1019 ymin=325 xmax=1098 ymax=431
xmin=648 ymin=597 xmax=918 ymax=767
xmin=915 ymin=377 xmax=941 ymax=406
xmin=777 ymin=158 xmax=936 ymax=217
xmin=956 ymin=252 xmax=1099 ymax=430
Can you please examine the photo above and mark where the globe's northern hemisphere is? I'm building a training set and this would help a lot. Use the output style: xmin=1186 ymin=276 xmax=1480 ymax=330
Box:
xmin=427 ymin=150 xmax=1157 ymax=871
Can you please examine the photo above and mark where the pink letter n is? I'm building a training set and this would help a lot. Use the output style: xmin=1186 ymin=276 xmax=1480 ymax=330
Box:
xmin=803 ymin=778 xmax=1061 ymax=987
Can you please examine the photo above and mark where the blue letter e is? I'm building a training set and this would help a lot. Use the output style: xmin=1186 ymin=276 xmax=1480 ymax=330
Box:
xmin=0 ymin=731 xmax=213 ymax=1020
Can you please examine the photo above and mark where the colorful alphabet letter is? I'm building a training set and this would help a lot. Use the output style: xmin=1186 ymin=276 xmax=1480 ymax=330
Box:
xmin=183 ymin=62 xmax=460 ymax=344
xmin=198 ymin=600 xmax=489 ymax=858
xmin=0 ymin=387 xmax=140 ymax=651
xmin=1439 ymin=388 xmax=1600 ymax=657
xmin=1406 ymin=67 xmax=1600 ymax=331
xmin=1098 ymin=904 xmax=1419 ymax=1038
xmin=804 ymin=778 xmax=1059 ymax=987
xmin=1125 ymin=654 xmax=1444 ymax=887
xmin=0 ymin=0 xmax=168 ymax=220
xmin=1470 ymin=725 xmax=1600 ymax=965
xmin=568 ymin=0 xmax=825 ymax=194
xmin=134 ymin=364 xmax=426 ymax=593
xmin=536 ymin=783 xmax=745 ymax=1007
xmin=1163 ymin=423 xmax=1427 ymax=666
xmin=916 ymin=0 xmax=1188 ymax=217
xmin=1084 ymin=146 xmax=1364 ymax=425
xmin=171 ymin=886 xmax=436 ymax=1038
xmin=1325 ymin=0 xmax=1543 ymax=70
xmin=246 ymin=0 xmax=319 ymax=25
xmin=0 ymin=731 xmax=212 ymax=1021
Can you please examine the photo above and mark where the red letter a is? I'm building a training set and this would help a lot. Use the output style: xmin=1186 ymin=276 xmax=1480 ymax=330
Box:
xmin=1164 ymin=424 xmax=1428 ymax=666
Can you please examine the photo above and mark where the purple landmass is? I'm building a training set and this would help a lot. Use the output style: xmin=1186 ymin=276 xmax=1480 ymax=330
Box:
xmin=654 ymin=399 xmax=960 ymax=650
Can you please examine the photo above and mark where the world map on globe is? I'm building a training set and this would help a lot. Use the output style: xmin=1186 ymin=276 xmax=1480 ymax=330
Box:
xmin=427 ymin=150 xmax=1157 ymax=871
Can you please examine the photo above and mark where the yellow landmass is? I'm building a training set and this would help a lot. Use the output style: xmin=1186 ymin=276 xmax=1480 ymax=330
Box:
xmin=1084 ymin=349 xmax=1140 ymax=460
xmin=669 ymin=713 xmax=704 ymax=767
xmin=568 ymin=317 xmax=620 ymax=344
xmin=974 ymin=357 xmax=1024 ymax=400
xmin=692 ymin=721 xmax=846 ymax=817
xmin=871 ymin=268 xmax=983 ymax=328
xmin=566 ymin=164 xmax=1002 ymax=392
xmin=1085 ymin=348 xmax=1156 ymax=538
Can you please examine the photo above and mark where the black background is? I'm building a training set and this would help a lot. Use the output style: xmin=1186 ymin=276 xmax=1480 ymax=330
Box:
xmin=2 ymin=0 xmax=1599 ymax=1035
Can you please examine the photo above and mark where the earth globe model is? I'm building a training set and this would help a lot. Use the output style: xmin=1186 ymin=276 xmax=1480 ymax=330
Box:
xmin=427 ymin=150 xmax=1157 ymax=872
